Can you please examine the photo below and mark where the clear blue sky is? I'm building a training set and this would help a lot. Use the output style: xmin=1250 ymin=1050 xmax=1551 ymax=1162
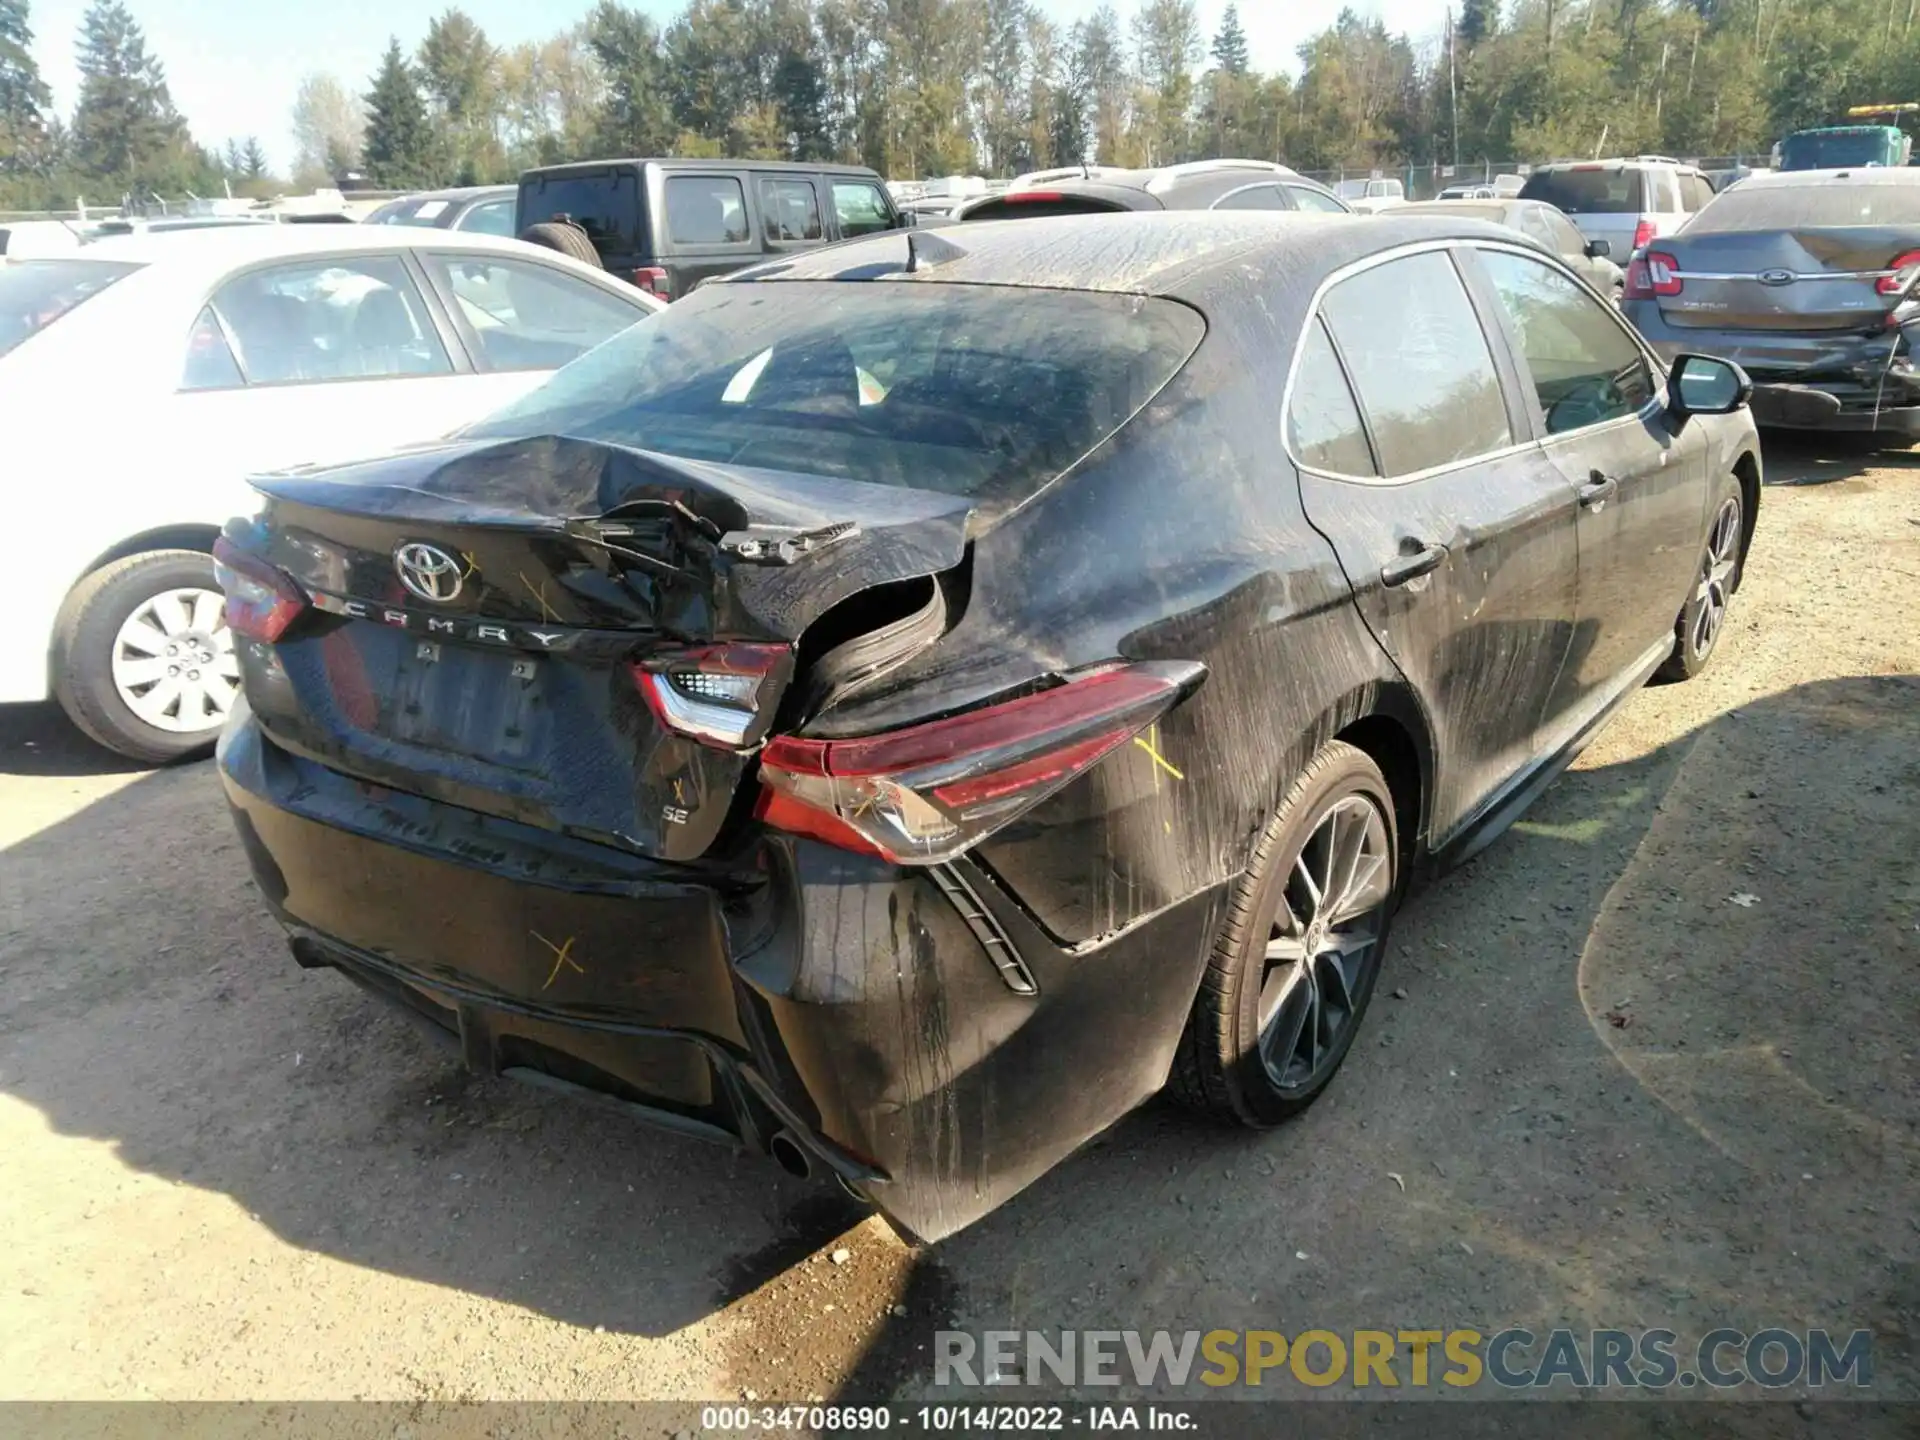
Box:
xmin=29 ymin=0 xmax=1452 ymax=175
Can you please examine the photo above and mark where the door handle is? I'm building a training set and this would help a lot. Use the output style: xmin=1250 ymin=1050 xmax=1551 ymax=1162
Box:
xmin=1579 ymin=472 xmax=1619 ymax=510
xmin=1380 ymin=542 xmax=1447 ymax=588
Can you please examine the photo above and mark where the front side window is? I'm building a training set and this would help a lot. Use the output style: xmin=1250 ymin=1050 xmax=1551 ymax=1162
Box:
xmin=833 ymin=181 xmax=894 ymax=237
xmin=1214 ymin=184 xmax=1289 ymax=211
xmin=759 ymin=178 xmax=824 ymax=242
xmin=1321 ymin=250 xmax=1511 ymax=478
xmin=426 ymin=254 xmax=645 ymax=373
xmin=666 ymin=176 xmax=751 ymax=245
xmin=207 ymin=255 xmax=452 ymax=384
xmin=1477 ymin=248 xmax=1652 ymax=435
xmin=462 ymin=282 xmax=1204 ymax=515
xmin=1287 ymin=320 xmax=1373 ymax=474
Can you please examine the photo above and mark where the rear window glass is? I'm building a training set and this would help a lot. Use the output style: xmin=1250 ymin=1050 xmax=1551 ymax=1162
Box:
xmin=1519 ymin=168 xmax=1648 ymax=214
xmin=0 ymin=259 xmax=141 ymax=358
xmin=462 ymin=281 xmax=1204 ymax=514
xmin=519 ymin=171 xmax=643 ymax=253
xmin=1686 ymin=180 xmax=1920 ymax=232
xmin=959 ymin=195 xmax=1126 ymax=221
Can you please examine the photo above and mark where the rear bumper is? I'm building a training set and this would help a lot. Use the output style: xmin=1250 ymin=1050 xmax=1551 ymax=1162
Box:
xmin=1627 ymin=306 xmax=1920 ymax=433
xmin=218 ymin=707 xmax=1223 ymax=1241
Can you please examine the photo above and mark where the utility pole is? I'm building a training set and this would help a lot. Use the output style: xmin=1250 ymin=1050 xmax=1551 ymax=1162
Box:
xmin=1449 ymin=6 xmax=1461 ymax=170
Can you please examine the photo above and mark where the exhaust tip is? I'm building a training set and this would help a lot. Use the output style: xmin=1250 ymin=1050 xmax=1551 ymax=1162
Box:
xmin=769 ymin=1130 xmax=813 ymax=1180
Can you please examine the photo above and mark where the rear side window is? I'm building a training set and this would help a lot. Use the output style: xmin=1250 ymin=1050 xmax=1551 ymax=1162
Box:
xmin=1681 ymin=174 xmax=1715 ymax=212
xmin=458 ymin=198 xmax=516 ymax=236
xmin=1687 ymin=180 xmax=1920 ymax=232
xmin=1287 ymin=185 xmax=1349 ymax=214
xmin=833 ymin=181 xmax=895 ymax=237
xmin=1287 ymin=321 xmax=1373 ymax=474
xmin=425 ymin=254 xmax=644 ymax=373
xmin=519 ymin=170 xmax=643 ymax=253
xmin=759 ymin=178 xmax=824 ymax=242
xmin=208 ymin=255 xmax=452 ymax=384
xmin=1322 ymin=251 xmax=1511 ymax=477
xmin=181 ymin=304 xmax=244 ymax=390
xmin=0 ymin=259 xmax=140 ymax=358
xmin=462 ymin=282 xmax=1205 ymax=514
xmin=666 ymin=176 xmax=751 ymax=245
xmin=1519 ymin=168 xmax=1647 ymax=214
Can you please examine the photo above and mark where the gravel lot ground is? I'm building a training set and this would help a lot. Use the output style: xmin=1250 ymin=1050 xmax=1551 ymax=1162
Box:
xmin=1 ymin=437 xmax=1915 ymax=1409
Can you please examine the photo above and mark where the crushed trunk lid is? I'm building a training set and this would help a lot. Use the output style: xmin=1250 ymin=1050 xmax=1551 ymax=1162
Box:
xmin=238 ymin=434 xmax=972 ymax=860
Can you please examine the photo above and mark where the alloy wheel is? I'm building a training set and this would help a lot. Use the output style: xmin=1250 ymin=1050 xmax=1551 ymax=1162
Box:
xmin=110 ymin=587 xmax=239 ymax=733
xmin=1690 ymin=494 xmax=1742 ymax=659
xmin=1257 ymin=793 xmax=1394 ymax=1093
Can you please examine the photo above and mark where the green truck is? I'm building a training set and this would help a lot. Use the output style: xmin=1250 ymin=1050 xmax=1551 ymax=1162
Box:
xmin=1778 ymin=105 xmax=1916 ymax=170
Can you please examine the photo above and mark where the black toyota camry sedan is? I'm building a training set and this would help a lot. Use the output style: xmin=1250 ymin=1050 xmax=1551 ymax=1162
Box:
xmin=216 ymin=212 xmax=1761 ymax=1241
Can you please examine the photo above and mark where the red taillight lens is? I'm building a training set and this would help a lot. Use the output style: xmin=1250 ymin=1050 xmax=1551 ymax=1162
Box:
xmin=1876 ymin=249 xmax=1920 ymax=297
xmin=1632 ymin=219 xmax=1657 ymax=252
xmin=1625 ymin=250 xmax=1682 ymax=300
xmin=1004 ymin=190 xmax=1063 ymax=202
xmin=755 ymin=662 xmax=1202 ymax=865
xmin=632 ymin=266 xmax=670 ymax=297
xmin=633 ymin=642 xmax=792 ymax=749
xmin=212 ymin=535 xmax=308 ymax=643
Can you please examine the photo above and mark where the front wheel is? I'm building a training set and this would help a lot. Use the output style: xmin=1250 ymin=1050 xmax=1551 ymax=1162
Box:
xmin=1656 ymin=473 xmax=1743 ymax=683
xmin=1170 ymin=740 xmax=1399 ymax=1127
xmin=50 ymin=549 xmax=239 ymax=763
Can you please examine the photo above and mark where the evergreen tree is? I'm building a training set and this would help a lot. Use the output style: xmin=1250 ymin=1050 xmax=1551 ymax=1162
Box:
xmin=773 ymin=48 xmax=828 ymax=160
xmin=240 ymin=134 xmax=267 ymax=179
xmin=586 ymin=2 xmax=673 ymax=156
xmin=0 ymin=0 xmax=52 ymax=171
xmin=1210 ymin=3 xmax=1250 ymax=76
xmin=70 ymin=0 xmax=194 ymax=194
xmin=361 ymin=38 xmax=436 ymax=187
xmin=1458 ymin=0 xmax=1500 ymax=49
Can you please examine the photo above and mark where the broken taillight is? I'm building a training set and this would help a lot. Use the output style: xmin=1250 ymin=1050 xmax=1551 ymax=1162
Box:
xmin=212 ymin=536 xmax=309 ymax=643
xmin=755 ymin=661 xmax=1202 ymax=865
xmin=1877 ymin=250 xmax=1920 ymax=297
xmin=633 ymin=643 xmax=793 ymax=749
xmin=1624 ymin=250 xmax=1682 ymax=300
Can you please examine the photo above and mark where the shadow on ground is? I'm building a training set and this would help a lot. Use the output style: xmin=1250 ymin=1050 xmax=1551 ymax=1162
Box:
xmin=2 ymin=677 xmax=1916 ymax=1393
xmin=1760 ymin=431 xmax=1920 ymax=488
xmin=0 ymin=701 xmax=152 ymax=779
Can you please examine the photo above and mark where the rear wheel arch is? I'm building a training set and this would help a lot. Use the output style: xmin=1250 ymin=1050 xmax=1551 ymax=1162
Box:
xmin=79 ymin=524 xmax=222 ymax=583
xmin=1334 ymin=709 xmax=1428 ymax=879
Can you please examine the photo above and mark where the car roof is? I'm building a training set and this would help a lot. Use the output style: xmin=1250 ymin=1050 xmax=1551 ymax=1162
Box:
xmin=522 ymin=157 xmax=883 ymax=180
xmin=1533 ymin=156 xmax=1705 ymax=174
xmin=1729 ymin=166 xmax=1920 ymax=189
xmin=76 ymin=224 xmax=561 ymax=269
xmin=1398 ymin=199 xmax=1519 ymax=223
xmin=378 ymin=184 xmax=515 ymax=204
xmin=723 ymin=210 xmax=1521 ymax=305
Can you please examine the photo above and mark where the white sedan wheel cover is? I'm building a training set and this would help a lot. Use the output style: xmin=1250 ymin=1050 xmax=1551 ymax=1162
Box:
xmin=109 ymin=586 xmax=240 ymax=734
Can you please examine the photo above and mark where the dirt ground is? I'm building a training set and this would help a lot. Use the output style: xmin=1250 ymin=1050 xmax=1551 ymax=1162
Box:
xmin=0 ymin=436 xmax=1915 ymax=1407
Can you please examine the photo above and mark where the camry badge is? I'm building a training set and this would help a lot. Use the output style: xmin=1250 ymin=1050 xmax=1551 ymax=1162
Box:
xmin=394 ymin=542 xmax=465 ymax=603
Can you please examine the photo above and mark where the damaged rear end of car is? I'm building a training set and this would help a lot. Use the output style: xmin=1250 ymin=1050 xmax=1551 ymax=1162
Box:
xmin=1624 ymin=169 xmax=1920 ymax=435
xmin=216 ymin=265 xmax=1213 ymax=1241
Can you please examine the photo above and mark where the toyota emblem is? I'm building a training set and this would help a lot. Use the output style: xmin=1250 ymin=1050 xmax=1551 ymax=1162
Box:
xmin=394 ymin=541 xmax=465 ymax=603
xmin=1758 ymin=268 xmax=1797 ymax=287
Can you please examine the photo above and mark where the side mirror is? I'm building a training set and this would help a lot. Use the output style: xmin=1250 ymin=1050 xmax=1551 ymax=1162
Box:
xmin=1668 ymin=353 xmax=1750 ymax=421
xmin=1585 ymin=238 xmax=1611 ymax=258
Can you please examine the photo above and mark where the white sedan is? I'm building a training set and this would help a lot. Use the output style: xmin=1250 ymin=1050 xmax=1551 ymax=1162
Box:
xmin=0 ymin=225 xmax=661 ymax=761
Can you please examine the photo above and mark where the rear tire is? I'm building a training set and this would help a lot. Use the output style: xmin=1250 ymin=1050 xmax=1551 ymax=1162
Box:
xmin=517 ymin=221 xmax=602 ymax=268
xmin=50 ymin=550 xmax=237 ymax=764
xmin=1170 ymin=740 xmax=1399 ymax=1127
xmin=1656 ymin=472 xmax=1743 ymax=683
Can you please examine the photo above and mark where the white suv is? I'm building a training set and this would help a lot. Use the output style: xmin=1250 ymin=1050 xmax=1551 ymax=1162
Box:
xmin=1518 ymin=156 xmax=1716 ymax=260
